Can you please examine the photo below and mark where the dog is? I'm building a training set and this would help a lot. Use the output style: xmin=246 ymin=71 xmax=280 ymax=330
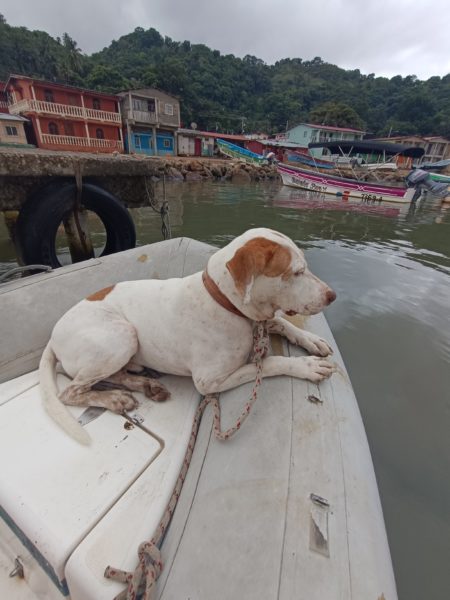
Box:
xmin=39 ymin=228 xmax=336 ymax=444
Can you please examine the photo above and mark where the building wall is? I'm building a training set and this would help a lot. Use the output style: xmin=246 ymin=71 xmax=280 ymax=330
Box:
xmin=0 ymin=82 xmax=8 ymax=113
xmin=286 ymin=124 xmax=365 ymax=157
xmin=177 ymin=134 xmax=214 ymax=156
xmin=121 ymin=88 xmax=180 ymax=129
xmin=125 ymin=129 xmax=175 ymax=156
xmin=286 ymin=125 xmax=311 ymax=147
xmin=0 ymin=119 xmax=28 ymax=145
xmin=376 ymin=135 xmax=450 ymax=164
xmin=7 ymin=77 xmax=123 ymax=153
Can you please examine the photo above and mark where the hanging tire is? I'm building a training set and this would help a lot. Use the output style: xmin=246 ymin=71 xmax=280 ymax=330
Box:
xmin=16 ymin=182 xmax=136 ymax=268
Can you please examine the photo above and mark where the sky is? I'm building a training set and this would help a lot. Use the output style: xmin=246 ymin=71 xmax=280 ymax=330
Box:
xmin=2 ymin=0 xmax=450 ymax=80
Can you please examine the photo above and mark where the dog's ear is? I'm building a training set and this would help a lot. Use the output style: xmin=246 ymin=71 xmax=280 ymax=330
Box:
xmin=226 ymin=237 xmax=291 ymax=303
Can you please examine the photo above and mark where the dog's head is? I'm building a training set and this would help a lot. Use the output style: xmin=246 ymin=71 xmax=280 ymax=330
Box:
xmin=211 ymin=228 xmax=336 ymax=321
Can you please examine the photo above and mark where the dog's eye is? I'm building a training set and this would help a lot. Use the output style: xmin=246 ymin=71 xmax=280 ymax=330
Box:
xmin=293 ymin=269 xmax=304 ymax=276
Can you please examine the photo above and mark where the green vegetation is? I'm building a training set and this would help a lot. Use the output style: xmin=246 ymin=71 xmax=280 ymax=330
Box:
xmin=1 ymin=15 xmax=449 ymax=137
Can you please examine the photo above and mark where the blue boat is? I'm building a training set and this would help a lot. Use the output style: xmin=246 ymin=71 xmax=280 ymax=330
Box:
xmin=217 ymin=138 xmax=267 ymax=165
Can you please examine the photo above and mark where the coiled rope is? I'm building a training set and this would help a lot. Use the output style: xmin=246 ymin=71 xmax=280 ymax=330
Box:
xmin=104 ymin=321 xmax=269 ymax=600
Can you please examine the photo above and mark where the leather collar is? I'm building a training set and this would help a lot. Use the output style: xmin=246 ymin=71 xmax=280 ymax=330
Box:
xmin=202 ymin=270 xmax=247 ymax=319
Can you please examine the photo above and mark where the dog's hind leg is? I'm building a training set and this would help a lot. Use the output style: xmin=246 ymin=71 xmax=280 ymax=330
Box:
xmin=100 ymin=369 xmax=170 ymax=402
xmin=56 ymin=319 xmax=141 ymax=412
xmin=60 ymin=385 xmax=138 ymax=413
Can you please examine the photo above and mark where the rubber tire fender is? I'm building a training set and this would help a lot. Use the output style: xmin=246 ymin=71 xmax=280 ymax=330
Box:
xmin=16 ymin=182 xmax=136 ymax=267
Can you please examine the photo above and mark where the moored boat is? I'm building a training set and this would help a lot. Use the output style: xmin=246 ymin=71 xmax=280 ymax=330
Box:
xmin=428 ymin=171 xmax=450 ymax=184
xmin=0 ymin=238 xmax=398 ymax=600
xmin=277 ymin=161 xmax=416 ymax=203
xmin=309 ymin=139 xmax=425 ymax=171
xmin=217 ymin=138 xmax=267 ymax=165
xmin=285 ymin=150 xmax=335 ymax=169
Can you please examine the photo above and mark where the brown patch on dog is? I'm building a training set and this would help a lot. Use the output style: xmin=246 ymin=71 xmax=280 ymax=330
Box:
xmin=86 ymin=285 xmax=115 ymax=301
xmin=226 ymin=237 xmax=291 ymax=294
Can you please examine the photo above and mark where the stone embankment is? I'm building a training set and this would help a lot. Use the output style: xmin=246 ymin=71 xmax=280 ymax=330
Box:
xmin=149 ymin=156 xmax=280 ymax=183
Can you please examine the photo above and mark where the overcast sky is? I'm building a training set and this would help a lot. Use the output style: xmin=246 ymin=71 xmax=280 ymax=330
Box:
xmin=2 ymin=0 xmax=450 ymax=80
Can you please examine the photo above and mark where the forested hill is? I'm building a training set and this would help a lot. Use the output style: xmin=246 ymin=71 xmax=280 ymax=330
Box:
xmin=1 ymin=14 xmax=450 ymax=137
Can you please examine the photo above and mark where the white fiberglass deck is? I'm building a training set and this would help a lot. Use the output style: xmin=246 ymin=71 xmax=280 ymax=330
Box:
xmin=0 ymin=239 xmax=397 ymax=599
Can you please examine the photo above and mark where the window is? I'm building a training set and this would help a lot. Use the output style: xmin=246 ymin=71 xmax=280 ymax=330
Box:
xmin=92 ymin=98 xmax=101 ymax=110
xmin=164 ymin=103 xmax=174 ymax=116
xmin=147 ymin=99 xmax=156 ymax=112
xmin=163 ymin=138 xmax=172 ymax=148
xmin=5 ymin=126 xmax=18 ymax=136
xmin=134 ymin=135 xmax=141 ymax=149
xmin=6 ymin=125 xmax=17 ymax=135
xmin=48 ymin=122 xmax=59 ymax=135
xmin=132 ymin=98 xmax=146 ymax=111
xmin=96 ymin=128 xmax=105 ymax=139
xmin=68 ymin=94 xmax=78 ymax=106
xmin=44 ymin=89 xmax=54 ymax=103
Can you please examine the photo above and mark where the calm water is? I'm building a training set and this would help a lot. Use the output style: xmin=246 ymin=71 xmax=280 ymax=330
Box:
xmin=1 ymin=181 xmax=449 ymax=599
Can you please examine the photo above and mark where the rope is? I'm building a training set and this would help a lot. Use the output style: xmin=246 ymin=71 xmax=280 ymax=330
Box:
xmin=104 ymin=321 xmax=269 ymax=600
xmin=71 ymin=162 xmax=94 ymax=257
xmin=0 ymin=264 xmax=52 ymax=283
xmin=144 ymin=175 xmax=171 ymax=240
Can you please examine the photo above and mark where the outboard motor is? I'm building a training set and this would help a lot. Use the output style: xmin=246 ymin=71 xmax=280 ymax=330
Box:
xmin=406 ymin=169 xmax=430 ymax=186
xmin=406 ymin=169 xmax=449 ymax=198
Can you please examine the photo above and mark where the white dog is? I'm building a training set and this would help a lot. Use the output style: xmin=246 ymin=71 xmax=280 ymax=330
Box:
xmin=40 ymin=228 xmax=336 ymax=444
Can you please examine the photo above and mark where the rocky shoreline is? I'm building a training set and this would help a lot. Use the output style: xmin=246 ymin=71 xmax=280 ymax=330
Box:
xmin=148 ymin=156 xmax=280 ymax=183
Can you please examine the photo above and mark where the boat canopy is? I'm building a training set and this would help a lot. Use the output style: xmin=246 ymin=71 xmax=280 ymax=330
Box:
xmin=308 ymin=139 xmax=425 ymax=158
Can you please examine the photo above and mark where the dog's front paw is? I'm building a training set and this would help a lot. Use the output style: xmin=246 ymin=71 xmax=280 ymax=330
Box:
xmin=143 ymin=379 xmax=170 ymax=402
xmin=295 ymin=356 xmax=335 ymax=383
xmin=300 ymin=333 xmax=333 ymax=357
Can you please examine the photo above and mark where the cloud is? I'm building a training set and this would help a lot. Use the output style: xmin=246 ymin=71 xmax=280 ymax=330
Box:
xmin=2 ymin=0 xmax=450 ymax=79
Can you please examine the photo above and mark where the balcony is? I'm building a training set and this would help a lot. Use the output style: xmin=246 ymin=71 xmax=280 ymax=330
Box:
xmin=126 ymin=109 xmax=157 ymax=124
xmin=9 ymin=99 xmax=122 ymax=124
xmin=41 ymin=133 xmax=123 ymax=151
xmin=0 ymin=100 xmax=9 ymax=109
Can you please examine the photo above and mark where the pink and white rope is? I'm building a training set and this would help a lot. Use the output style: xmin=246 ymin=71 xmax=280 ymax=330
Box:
xmin=104 ymin=321 xmax=269 ymax=600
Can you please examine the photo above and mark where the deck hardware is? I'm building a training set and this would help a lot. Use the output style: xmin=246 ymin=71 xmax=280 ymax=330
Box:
xmin=128 ymin=412 xmax=145 ymax=425
xmin=77 ymin=406 xmax=106 ymax=426
xmin=9 ymin=557 xmax=24 ymax=578
xmin=310 ymin=494 xmax=330 ymax=557
xmin=310 ymin=493 xmax=330 ymax=507
xmin=307 ymin=394 xmax=323 ymax=404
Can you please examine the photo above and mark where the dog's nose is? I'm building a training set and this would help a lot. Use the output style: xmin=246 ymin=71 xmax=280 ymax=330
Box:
xmin=325 ymin=289 xmax=336 ymax=305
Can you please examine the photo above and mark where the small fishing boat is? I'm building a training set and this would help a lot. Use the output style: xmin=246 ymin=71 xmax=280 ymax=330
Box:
xmin=217 ymin=138 xmax=267 ymax=165
xmin=309 ymin=139 xmax=424 ymax=171
xmin=277 ymin=161 xmax=417 ymax=203
xmin=428 ymin=171 xmax=450 ymax=184
xmin=285 ymin=150 xmax=335 ymax=169
xmin=0 ymin=238 xmax=398 ymax=600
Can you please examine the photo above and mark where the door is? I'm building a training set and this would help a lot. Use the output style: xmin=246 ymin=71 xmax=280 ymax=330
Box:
xmin=194 ymin=138 xmax=202 ymax=156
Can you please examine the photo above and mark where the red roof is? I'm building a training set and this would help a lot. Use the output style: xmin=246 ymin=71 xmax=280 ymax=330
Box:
xmin=178 ymin=128 xmax=248 ymax=142
xmin=6 ymin=74 xmax=120 ymax=100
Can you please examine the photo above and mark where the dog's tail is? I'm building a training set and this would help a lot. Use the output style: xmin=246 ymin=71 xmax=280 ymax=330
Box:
xmin=39 ymin=343 xmax=91 ymax=446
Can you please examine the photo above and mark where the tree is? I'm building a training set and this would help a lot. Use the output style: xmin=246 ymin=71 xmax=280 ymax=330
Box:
xmin=1 ymin=20 xmax=450 ymax=137
xmin=85 ymin=65 xmax=130 ymax=92
xmin=309 ymin=101 xmax=365 ymax=130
